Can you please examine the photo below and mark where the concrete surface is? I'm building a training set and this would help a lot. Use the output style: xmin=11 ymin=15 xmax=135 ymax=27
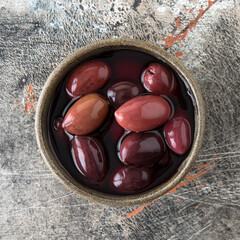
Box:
xmin=0 ymin=0 xmax=239 ymax=239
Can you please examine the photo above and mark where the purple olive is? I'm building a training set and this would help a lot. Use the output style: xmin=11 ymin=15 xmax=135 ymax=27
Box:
xmin=143 ymin=63 xmax=177 ymax=95
xmin=66 ymin=60 xmax=111 ymax=98
xmin=72 ymin=136 xmax=107 ymax=181
xmin=163 ymin=116 xmax=192 ymax=155
xmin=111 ymin=166 xmax=153 ymax=193
xmin=107 ymin=81 xmax=143 ymax=108
xmin=120 ymin=131 xmax=166 ymax=166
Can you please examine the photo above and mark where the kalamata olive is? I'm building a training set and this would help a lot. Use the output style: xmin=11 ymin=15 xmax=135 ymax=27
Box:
xmin=107 ymin=81 xmax=143 ymax=108
xmin=143 ymin=63 xmax=177 ymax=95
xmin=62 ymin=93 xmax=109 ymax=135
xmin=72 ymin=136 xmax=107 ymax=181
xmin=111 ymin=166 xmax=153 ymax=193
xmin=115 ymin=95 xmax=171 ymax=132
xmin=120 ymin=131 xmax=166 ymax=166
xmin=163 ymin=116 xmax=192 ymax=155
xmin=66 ymin=60 xmax=111 ymax=98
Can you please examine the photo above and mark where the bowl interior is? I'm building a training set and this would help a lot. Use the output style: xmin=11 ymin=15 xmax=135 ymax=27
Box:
xmin=35 ymin=38 xmax=205 ymax=206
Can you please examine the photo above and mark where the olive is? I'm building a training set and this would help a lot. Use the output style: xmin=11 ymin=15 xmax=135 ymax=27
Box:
xmin=72 ymin=136 xmax=107 ymax=181
xmin=120 ymin=131 xmax=166 ymax=166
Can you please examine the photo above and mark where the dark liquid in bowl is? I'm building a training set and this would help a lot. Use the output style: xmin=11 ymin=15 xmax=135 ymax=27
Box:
xmin=48 ymin=50 xmax=195 ymax=195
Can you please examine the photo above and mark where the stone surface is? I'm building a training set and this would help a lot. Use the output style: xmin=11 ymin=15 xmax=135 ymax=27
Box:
xmin=0 ymin=0 xmax=239 ymax=239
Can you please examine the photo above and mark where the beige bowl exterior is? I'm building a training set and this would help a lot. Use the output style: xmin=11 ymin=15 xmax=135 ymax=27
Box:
xmin=35 ymin=38 xmax=205 ymax=206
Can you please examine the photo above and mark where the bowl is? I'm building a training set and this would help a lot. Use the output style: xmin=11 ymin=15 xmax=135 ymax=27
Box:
xmin=35 ymin=38 xmax=205 ymax=206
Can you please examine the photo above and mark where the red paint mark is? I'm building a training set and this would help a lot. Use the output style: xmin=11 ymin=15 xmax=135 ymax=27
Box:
xmin=189 ymin=10 xmax=193 ymax=14
xmin=65 ymin=43 xmax=69 ymax=47
xmin=198 ymin=185 xmax=204 ymax=189
xmin=217 ymin=181 xmax=222 ymax=183
xmin=126 ymin=170 xmax=207 ymax=218
xmin=126 ymin=201 xmax=155 ymax=219
xmin=176 ymin=198 xmax=180 ymax=202
xmin=163 ymin=0 xmax=218 ymax=49
xmin=197 ymin=162 xmax=211 ymax=169
xmin=168 ymin=170 xmax=207 ymax=194
xmin=174 ymin=17 xmax=182 ymax=28
xmin=25 ymin=84 xmax=37 ymax=114
xmin=175 ymin=51 xmax=183 ymax=58
xmin=195 ymin=204 xmax=199 ymax=209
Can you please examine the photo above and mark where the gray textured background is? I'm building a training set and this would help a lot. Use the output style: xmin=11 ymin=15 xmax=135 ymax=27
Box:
xmin=0 ymin=0 xmax=239 ymax=239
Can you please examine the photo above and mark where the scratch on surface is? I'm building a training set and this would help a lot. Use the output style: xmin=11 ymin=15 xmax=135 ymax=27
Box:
xmin=25 ymin=84 xmax=37 ymax=114
xmin=188 ymin=222 xmax=211 ymax=240
xmin=0 ymin=193 xmax=75 ymax=217
xmin=199 ymin=150 xmax=240 ymax=158
xmin=163 ymin=0 xmax=218 ymax=49
xmin=126 ymin=170 xmax=207 ymax=218
xmin=197 ymin=154 xmax=240 ymax=162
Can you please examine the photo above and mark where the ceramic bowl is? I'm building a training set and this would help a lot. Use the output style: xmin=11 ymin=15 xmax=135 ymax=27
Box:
xmin=35 ymin=38 xmax=205 ymax=206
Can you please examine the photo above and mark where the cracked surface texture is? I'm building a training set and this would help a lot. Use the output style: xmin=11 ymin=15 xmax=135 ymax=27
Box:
xmin=0 ymin=0 xmax=239 ymax=239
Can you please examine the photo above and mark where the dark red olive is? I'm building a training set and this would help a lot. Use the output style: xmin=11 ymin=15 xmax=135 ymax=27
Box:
xmin=72 ymin=136 xmax=107 ymax=181
xmin=66 ymin=60 xmax=111 ymax=98
xmin=111 ymin=166 xmax=153 ymax=193
xmin=163 ymin=116 xmax=192 ymax=155
xmin=120 ymin=131 xmax=166 ymax=166
xmin=143 ymin=63 xmax=177 ymax=95
xmin=107 ymin=81 xmax=143 ymax=108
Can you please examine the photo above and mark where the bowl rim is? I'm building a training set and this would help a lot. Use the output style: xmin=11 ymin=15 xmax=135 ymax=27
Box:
xmin=35 ymin=38 xmax=205 ymax=206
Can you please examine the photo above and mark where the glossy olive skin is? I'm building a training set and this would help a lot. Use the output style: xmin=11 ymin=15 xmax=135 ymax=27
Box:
xmin=163 ymin=116 xmax=192 ymax=155
xmin=62 ymin=93 xmax=109 ymax=135
xmin=107 ymin=81 xmax=143 ymax=108
xmin=66 ymin=60 xmax=111 ymax=98
xmin=115 ymin=95 xmax=171 ymax=132
xmin=111 ymin=166 xmax=153 ymax=193
xmin=120 ymin=131 xmax=166 ymax=166
xmin=72 ymin=136 xmax=107 ymax=181
xmin=143 ymin=63 xmax=177 ymax=95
